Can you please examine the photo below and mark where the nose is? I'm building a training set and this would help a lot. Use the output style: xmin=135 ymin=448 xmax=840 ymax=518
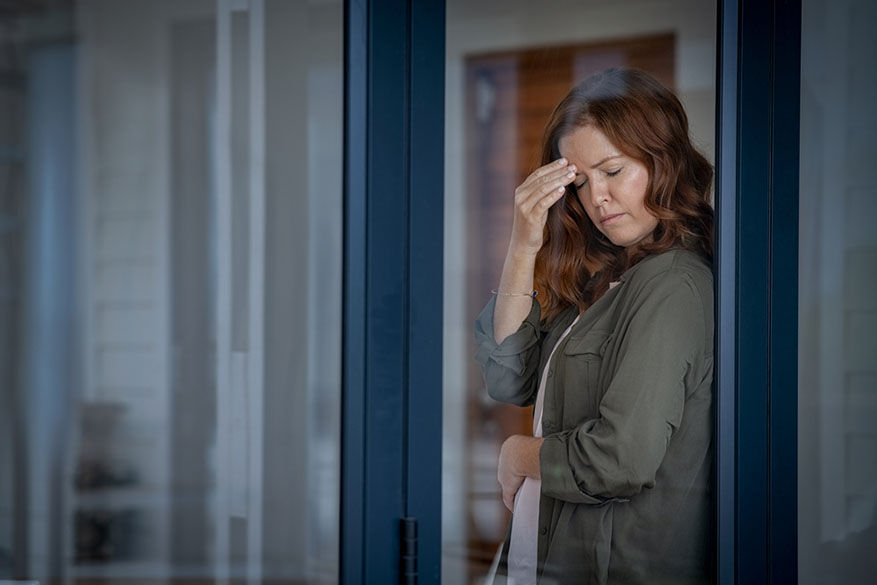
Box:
xmin=590 ymin=177 xmax=610 ymax=207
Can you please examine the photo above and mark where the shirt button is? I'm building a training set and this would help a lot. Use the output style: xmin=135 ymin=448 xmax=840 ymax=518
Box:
xmin=540 ymin=526 xmax=548 ymax=536
xmin=547 ymin=369 xmax=554 ymax=378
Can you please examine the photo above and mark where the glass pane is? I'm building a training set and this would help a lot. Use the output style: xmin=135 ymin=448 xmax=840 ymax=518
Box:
xmin=443 ymin=2 xmax=717 ymax=583
xmin=0 ymin=0 xmax=342 ymax=582
xmin=798 ymin=0 xmax=877 ymax=582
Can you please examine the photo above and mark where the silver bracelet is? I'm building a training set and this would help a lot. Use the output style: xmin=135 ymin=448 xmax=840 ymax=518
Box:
xmin=491 ymin=289 xmax=538 ymax=297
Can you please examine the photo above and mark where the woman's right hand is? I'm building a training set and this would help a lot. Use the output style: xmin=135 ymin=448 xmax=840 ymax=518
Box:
xmin=509 ymin=158 xmax=578 ymax=256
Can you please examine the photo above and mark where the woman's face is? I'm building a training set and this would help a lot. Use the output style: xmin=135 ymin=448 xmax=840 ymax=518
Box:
xmin=558 ymin=125 xmax=658 ymax=248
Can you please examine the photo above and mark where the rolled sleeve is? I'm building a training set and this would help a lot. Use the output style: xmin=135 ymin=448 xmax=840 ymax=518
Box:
xmin=473 ymin=295 xmax=543 ymax=406
xmin=540 ymin=273 xmax=706 ymax=501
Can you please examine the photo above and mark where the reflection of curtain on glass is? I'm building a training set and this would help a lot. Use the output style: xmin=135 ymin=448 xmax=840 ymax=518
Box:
xmin=213 ymin=0 xmax=344 ymax=581
xmin=262 ymin=0 xmax=343 ymax=578
xmin=214 ymin=2 xmax=263 ymax=581
xmin=169 ymin=17 xmax=216 ymax=569
xmin=304 ymin=61 xmax=344 ymax=577
xmin=21 ymin=45 xmax=78 ymax=580
xmin=73 ymin=1 xmax=180 ymax=574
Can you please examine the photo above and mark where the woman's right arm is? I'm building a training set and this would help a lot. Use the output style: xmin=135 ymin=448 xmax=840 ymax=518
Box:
xmin=474 ymin=158 xmax=577 ymax=405
xmin=493 ymin=158 xmax=578 ymax=343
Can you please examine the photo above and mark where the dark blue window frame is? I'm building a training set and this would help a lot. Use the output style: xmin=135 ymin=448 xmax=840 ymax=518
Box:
xmin=341 ymin=1 xmax=445 ymax=584
xmin=341 ymin=0 xmax=800 ymax=583
xmin=717 ymin=0 xmax=800 ymax=584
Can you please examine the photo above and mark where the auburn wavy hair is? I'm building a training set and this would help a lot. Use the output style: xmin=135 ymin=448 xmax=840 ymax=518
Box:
xmin=533 ymin=67 xmax=714 ymax=324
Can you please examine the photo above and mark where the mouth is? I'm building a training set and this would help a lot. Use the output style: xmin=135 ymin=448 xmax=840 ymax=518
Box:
xmin=600 ymin=213 xmax=624 ymax=225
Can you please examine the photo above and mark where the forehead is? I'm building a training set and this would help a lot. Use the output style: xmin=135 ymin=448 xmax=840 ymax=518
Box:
xmin=558 ymin=125 xmax=624 ymax=166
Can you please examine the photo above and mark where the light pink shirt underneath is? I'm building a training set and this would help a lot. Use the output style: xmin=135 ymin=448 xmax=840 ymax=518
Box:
xmin=507 ymin=314 xmax=581 ymax=585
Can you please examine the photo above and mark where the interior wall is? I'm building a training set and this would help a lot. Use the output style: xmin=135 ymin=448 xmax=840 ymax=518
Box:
xmin=442 ymin=1 xmax=717 ymax=580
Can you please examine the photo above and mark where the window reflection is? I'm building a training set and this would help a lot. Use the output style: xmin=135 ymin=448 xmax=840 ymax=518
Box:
xmin=799 ymin=0 xmax=877 ymax=582
xmin=1 ymin=1 xmax=342 ymax=583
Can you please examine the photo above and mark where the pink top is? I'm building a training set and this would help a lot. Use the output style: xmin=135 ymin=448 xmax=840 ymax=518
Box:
xmin=507 ymin=314 xmax=581 ymax=584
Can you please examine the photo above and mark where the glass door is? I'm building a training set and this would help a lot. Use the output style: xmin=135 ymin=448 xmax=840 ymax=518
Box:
xmin=442 ymin=1 xmax=718 ymax=581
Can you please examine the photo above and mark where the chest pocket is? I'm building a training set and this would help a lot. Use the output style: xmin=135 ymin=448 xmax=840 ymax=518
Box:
xmin=559 ymin=329 xmax=613 ymax=425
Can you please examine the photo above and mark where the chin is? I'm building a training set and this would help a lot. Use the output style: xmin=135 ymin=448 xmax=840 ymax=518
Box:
xmin=605 ymin=234 xmax=633 ymax=247
xmin=615 ymin=235 xmax=649 ymax=248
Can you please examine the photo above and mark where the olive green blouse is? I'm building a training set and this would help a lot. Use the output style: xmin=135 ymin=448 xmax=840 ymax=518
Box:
xmin=475 ymin=250 xmax=714 ymax=585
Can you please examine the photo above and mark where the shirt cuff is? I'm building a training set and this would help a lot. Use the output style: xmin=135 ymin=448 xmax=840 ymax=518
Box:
xmin=473 ymin=295 xmax=542 ymax=375
xmin=540 ymin=432 xmax=628 ymax=506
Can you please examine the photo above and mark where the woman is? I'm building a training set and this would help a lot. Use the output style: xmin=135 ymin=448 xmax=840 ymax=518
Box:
xmin=474 ymin=68 xmax=715 ymax=585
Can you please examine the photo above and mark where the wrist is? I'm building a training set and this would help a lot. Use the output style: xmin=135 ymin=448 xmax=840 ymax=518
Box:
xmin=504 ymin=435 xmax=542 ymax=479
xmin=506 ymin=228 xmax=540 ymax=256
xmin=506 ymin=243 xmax=540 ymax=263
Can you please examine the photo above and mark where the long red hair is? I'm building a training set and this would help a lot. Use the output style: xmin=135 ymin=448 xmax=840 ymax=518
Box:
xmin=534 ymin=67 xmax=714 ymax=324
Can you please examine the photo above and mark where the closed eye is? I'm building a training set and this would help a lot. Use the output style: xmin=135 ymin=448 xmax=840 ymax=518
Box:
xmin=575 ymin=168 xmax=622 ymax=188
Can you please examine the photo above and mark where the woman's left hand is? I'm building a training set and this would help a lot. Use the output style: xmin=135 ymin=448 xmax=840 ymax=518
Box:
xmin=497 ymin=435 xmax=544 ymax=512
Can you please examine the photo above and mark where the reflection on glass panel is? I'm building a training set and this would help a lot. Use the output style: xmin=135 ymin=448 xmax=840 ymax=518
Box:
xmin=799 ymin=0 xmax=877 ymax=583
xmin=0 ymin=1 xmax=341 ymax=583
xmin=443 ymin=1 xmax=716 ymax=583
xmin=0 ymin=12 xmax=24 ymax=578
